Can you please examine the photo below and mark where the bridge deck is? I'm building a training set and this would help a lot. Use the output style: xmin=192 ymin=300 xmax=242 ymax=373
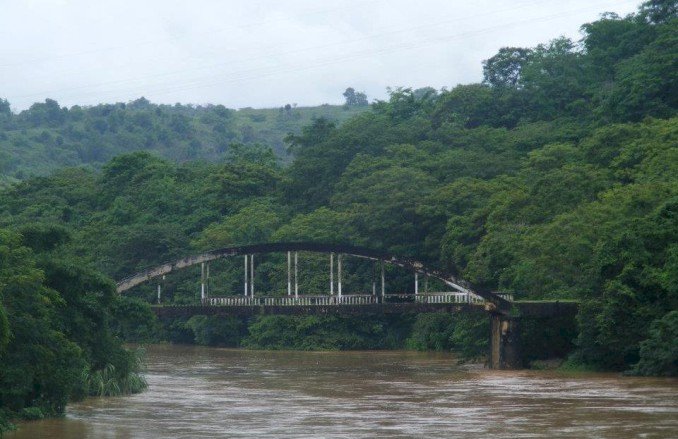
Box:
xmin=153 ymin=302 xmax=486 ymax=317
xmin=202 ymin=292 xmax=511 ymax=307
xmin=152 ymin=299 xmax=577 ymax=319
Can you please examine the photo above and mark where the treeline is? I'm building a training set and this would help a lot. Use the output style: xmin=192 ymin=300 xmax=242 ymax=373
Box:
xmin=0 ymin=4 xmax=676 ymax=428
xmin=0 ymin=97 xmax=366 ymax=182
xmin=177 ymin=312 xmax=571 ymax=364
xmin=0 ymin=227 xmax=146 ymax=433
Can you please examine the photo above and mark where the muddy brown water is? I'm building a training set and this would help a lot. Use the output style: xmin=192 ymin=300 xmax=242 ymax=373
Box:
xmin=8 ymin=344 xmax=677 ymax=438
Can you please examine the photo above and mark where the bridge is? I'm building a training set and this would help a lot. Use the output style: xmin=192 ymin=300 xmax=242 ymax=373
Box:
xmin=117 ymin=242 xmax=577 ymax=370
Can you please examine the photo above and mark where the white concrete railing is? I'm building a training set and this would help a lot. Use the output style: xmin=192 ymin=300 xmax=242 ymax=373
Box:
xmin=204 ymin=295 xmax=377 ymax=306
xmin=385 ymin=292 xmax=484 ymax=304
xmin=202 ymin=292 xmax=513 ymax=306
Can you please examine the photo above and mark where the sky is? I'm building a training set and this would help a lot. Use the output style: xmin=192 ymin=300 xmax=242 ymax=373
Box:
xmin=1 ymin=0 xmax=642 ymax=112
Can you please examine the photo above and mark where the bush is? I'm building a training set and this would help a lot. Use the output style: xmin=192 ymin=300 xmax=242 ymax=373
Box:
xmin=242 ymin=315 xmax=412 ymax=350
xmin=405 ymin=312 xmax=488 ymax=360
xmin=632 ymin=311 xmax=678 ymax=376
xmin=185 ymin=315 xmax=245 ymax=347
xmin=18 ymin=407 xmax=45 ymax=421
xmin=406 ymin=313 xmax=456 ymax=351
xmin=0 ymin=408 xmax=16 ymax=435
xmin=110 ymin=296 xmax=161 ymax=342
xmin=81 ymin=348 xmax=147 ymax=397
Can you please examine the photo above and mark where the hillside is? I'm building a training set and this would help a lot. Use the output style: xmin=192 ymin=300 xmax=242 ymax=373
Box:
xmin=0 ymin=99 xmax=368 ymax=184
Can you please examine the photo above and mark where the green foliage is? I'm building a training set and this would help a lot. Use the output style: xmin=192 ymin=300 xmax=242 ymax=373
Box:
xmin=18 ymin=407 xmax=45 ymax=421
xmin=632 ymin=311 xmax=678 ymax=376
xmin=159 ymin=317 xmax=195 ymax=344
xmin=0 ymin=304 xmax=8 ymax=351
xmin=0 ymin=409 xmax=16 ymax=435
xmin=82 ymin=349 xmax=147 ymax=397
xmin=110 ymin=296 xmax=161 ymax=342
xmin=0 ymin=228 xmax=146 ymax=432
xmin=343 ymin=87 xmax=369 ymax=107
xmin=195 ymin=199 xmax=285 ymax=249
xmin=0 ymin=229 xmax=84 ymax=417
xmin=602 ymin=21 xmax=678 ymax=121
xmin=406 ymin=313 xmax=489 ymax=360
xmin=185 ymin=315 xmax=245 ymax=347
xmin=406 ymin=313 xmax=456 ymax=351
xmin=243 ymin=314 xmax=412 ymax=350
xmin=448 ymin=314 xmax=490 ymax=360
xmin=18 ymin=223 xmax=71 ymax=252
xmin=0 ymin=100 xmax=366 ymax=179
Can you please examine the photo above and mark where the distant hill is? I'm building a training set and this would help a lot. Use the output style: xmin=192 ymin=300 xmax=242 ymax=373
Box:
xmin=0 ymin=97 xmax=368 ymax=183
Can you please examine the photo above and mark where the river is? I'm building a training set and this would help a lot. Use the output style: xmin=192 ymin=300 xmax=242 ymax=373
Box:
xmin=8 ymin=345 xmax=678 ymax=438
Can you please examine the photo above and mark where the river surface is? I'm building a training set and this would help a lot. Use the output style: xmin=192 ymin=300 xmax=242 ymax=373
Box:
xmin=8 ymin=344 xmax=678 ymax=438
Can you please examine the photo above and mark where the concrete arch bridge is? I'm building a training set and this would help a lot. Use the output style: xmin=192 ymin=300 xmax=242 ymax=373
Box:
xmin=116 ymin=242 xmax=577 ymax=369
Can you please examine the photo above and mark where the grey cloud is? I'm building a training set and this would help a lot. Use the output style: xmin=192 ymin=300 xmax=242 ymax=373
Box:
xmin=0 ymin=0 xmax=640 ymax=111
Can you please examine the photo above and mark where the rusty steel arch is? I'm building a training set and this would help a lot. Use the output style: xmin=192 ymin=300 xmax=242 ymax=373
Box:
xmin=115 ymin=242 xmax=509 ymax=311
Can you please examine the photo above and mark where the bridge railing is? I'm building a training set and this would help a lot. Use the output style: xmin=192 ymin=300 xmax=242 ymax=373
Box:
xmin=204 ymin=295 xmax=378 ymax=307
xmin=201 ymin=292 xmax=514 ymax=306
xmin=383 ymin=292 xmax=485 ymax=304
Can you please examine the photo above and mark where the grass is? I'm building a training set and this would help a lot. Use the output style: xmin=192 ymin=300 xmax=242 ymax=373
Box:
xmin=83 ymin=348 xmax=148 ymax=397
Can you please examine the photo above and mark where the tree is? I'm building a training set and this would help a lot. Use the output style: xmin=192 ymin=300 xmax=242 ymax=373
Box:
xmin=431 ymin=84 xmax=501 ymax=128
xmin=580 ymin=13 xmax=653 ymax=80
xmin=602 ymin=23 xmax=678 ymax=121
xmin=343 ymin=87 xmax=368 ymax=106
xmin=23 ymin=98 xmax=66 ymax=127
xmin=483 ymin=47 xmax=532 ymax=88
xmin=355 ymin=92 xmax=368 ymax=106
xmin=638 ymin=0 xmax=678 ymax=24
xmin=343 ymin=87 xmax=357 ymax=105
xmin=194 ymin=199 xmax=285 ymax=249
xmin=633 ymin=311 xmax=678 ymax=376
xmin=0 ymin=99 xmax=10 ymax=115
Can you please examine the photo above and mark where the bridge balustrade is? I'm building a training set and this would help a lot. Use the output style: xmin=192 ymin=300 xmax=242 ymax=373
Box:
xmin=384 ymin=292 xmax=484 ymax=304
xmin=204 ymin=295 xmax=378 ymax=307
xmin=201 ymin=292 xmax=513 ymax=307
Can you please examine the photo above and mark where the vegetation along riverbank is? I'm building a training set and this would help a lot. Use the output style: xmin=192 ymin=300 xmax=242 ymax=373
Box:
xmin=1 ymin=0 xmax=676 ymax=433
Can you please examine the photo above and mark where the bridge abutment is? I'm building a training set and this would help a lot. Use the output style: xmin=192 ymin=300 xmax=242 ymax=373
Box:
xmin=489 ymin=314 xmax=522 ymax=370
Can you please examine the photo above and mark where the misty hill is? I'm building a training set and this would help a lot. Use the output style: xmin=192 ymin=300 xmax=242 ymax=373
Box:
xmin=0 ymin=98 xmax=368 ymax=183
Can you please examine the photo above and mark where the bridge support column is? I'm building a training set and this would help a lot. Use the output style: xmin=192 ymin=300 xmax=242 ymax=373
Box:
xmin=489 ymin=314 xmax=522 ymax=370
xmin=287 ymin=252 xmax=292 ymax=296
xmin=337 ymin=254 xmax=342 ymax=297
xmin=381 ymin=262 xmax=385 ymax=299
xmin=372 ymin=262 xmax=376 ymax=297
xmin=250 ymin=255 xmax=254 ymax=297
xmin=330 ymin=253 xmax=334 ymax=295
xmin=294 ymin=252 xmax=298 ymax=298
xmin=201 ymin=262 xmax=205 ymax=301
xmin=245 ymin=255 xmax=249 ymax=297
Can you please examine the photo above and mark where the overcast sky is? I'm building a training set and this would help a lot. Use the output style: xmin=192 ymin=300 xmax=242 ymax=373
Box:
xmin=1 ymin=0 xmax=641 ymax=111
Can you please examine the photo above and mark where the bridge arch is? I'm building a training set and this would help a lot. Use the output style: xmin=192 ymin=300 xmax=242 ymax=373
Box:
xmin=116 ymin=242 xmax=510 ymax=311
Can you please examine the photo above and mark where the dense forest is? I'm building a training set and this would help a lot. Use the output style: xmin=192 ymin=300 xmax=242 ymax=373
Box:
xmin=0 ymin=97 xmax=367 ymax=183
xmin=1 ymin=0 xmax=677 ymax=432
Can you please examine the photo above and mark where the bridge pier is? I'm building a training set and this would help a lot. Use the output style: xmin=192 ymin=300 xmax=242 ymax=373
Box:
xmin=489 ymin=313 xmax=522 ymax=370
